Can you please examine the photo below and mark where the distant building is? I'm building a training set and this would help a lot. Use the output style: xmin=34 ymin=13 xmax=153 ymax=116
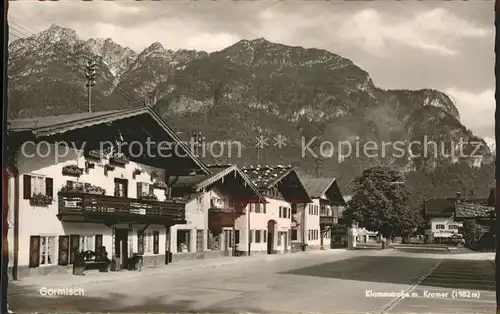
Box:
xmin=423 ymin=191 xmax=494 ymax=243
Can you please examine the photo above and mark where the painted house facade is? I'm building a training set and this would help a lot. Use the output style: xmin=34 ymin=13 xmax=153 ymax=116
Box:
xmin=169 ymin=164 xmax=264 ymax=260
xmin=301 ymin=177 xmax=346 ymax=249
xmin=5 ymin=108 xmax=210 ymax=279
xmin=235 ymin=165 xmax=312 ymax=255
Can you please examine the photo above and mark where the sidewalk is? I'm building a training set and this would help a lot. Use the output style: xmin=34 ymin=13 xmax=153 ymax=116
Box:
xmin=8 ymin=249 xmax=347 ymax=296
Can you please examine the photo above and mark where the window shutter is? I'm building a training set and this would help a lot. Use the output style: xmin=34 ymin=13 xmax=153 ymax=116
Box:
xmin=29 ymin=235 xmax=40 ymax=268
xmin=69 ymin=234 xmax=80 ymax=264
xmin=58 ymin=236 xmax=69 ymax=266
xmin=137 ymin=231 xmax=144 ymax=255
xmin=95 ymin=234 xmax=103 ymax=249
xmin=45 ymin=177 xmax=53 ymax=198
xmin=234 ymin=230 xmax=240 ymax=244
xmin=136 ymin=182 xmax=142 ymax=198
xmin=153 ymin=231 xmax=159 ymax=254
xmin=23 ymin=175 xmax=32 ymax=199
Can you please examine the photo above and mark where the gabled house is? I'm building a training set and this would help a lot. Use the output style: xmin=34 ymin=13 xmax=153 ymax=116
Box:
xmin=237 ymin=165 xmax=312 ymax=255
xmin=423 ymin=191 xmax=494 ymax=243
xmin=454 ymin=197 xmax=495 ymax=228
xmin=5 ymin=107 xmax=209 ymax=279
xmin=169 ymin=164 xmax=264 ymax=260
xmin=301 ymin=177 xmax=346 ymax=249
xmin=423 ymin=197 xmax=461 ymax=241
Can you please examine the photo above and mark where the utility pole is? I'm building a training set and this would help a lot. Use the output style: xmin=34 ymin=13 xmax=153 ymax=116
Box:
xmin=314 ymin=156 xmax=323 ymax=178
xmin=85 ymin=60 xmax=97 ymax=112
xmin=191 ymin=132 xmax=203 ymax=158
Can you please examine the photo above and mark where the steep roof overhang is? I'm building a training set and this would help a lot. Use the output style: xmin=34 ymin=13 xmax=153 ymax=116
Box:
xmin=320 ymin=178 xmax=346 ymax=206
xmin=7 ymin=107 xmax=210 ymax=176
xmin=195 ymin=165 xmax=266 ymax=203
xmin=266 ymin=168 xmax=312 ymax=204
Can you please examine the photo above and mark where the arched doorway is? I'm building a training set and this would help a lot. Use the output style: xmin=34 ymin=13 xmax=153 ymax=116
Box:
xmin=267 ymin=220 xmax=277 ymax=254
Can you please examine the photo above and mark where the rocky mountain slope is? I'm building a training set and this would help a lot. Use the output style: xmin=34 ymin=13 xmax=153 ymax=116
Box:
xmin=7 ymin=24 xmax=494 ymax=194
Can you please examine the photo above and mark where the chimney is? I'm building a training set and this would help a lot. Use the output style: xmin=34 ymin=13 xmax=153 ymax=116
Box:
xmin=456 ymin=192 xmax=461 ymax=200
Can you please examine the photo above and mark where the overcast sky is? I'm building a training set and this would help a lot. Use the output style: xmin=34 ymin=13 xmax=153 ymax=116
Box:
xmin=9 ymin=1 xmax=495 ymax=140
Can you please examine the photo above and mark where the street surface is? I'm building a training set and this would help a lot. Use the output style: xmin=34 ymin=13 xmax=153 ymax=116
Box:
xmin=9 ymin=248 xmax=495 ymax=313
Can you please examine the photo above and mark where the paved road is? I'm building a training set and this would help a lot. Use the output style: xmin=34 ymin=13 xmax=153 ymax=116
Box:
xmin=9 ymin=248 xmax=495 ymax=313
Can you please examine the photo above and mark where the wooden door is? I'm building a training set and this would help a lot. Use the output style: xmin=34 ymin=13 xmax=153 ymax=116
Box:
xmin=29 ymin=236 xmax=40 ymax=268
xmin=58 ymin=236 xmax=69 ymax=266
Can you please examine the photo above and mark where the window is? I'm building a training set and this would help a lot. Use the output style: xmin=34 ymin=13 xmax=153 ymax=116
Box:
xmin=23 ymin=175 xmax=53 ymax=200
xmin=308 ymin=230 xmax=311 ymax=240
xmin=153 ymin=231 xmax=159 ymax=254
xmin=308 ymin=205 xmax=312 ymax=215
xmin=435 ymin=224 xmax=445 ymax=230
xmin=287 ymin=208 xmax=291 ymax=219
xmin=136 ymin=182 xmax=153 ymax=198
xmin=40 ymin=236 xmax=56 ymax=265
xmin=255 ymin=230 xmax=261 ymax=243
xmin=291 ymin=229 xmax=298 ymax=241
xmin=263 ymin=230 xmax=267 ymax=242
xmin=249 ymin=230 xmax=254 ymax=243
xmin=279 ymin=206 xmax=282 ymax=218
xmin=79 ymin=235 xmax=95 ymax=252
xmin=448 ymin=225 xmax=459 ymax=230
xmin=144 ymin=232 xmax=153 ymax=253
xmin=31 ymin=176 xmax=45 ymax=195
xmin=255 ymin=203 xmax=261 ymax=213
xmin=234 ymin=230 xmax=240 ymax=244
xmin=196 ymin=196 xmax=203 ymax=212
xmin=249 ymin=203 xmax=253 ymax=212
xmin=263 ymin=203 xmax=266 ymax=214
xmin=114 ymin=178 xmax=128 ymax=197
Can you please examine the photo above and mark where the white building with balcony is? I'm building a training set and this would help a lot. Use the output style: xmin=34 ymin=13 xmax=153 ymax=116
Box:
xmin=301 ymin=177 xmax=346 ymax=250
xmin=169 ymin=164 xmax=264 ymax=260
xmin=5 ymin=108 xmax=209 ymax=279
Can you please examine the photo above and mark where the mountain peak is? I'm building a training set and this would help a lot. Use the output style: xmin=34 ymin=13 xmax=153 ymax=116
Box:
xmin=37 ymin=24 xmax=79 ymax=45
xmin=145 ymin=42 xmax=166 ymax=53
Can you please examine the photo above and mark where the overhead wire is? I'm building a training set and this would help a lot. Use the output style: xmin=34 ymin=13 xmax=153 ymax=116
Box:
xmin=8 ymin=18 xmax=145 ymax=107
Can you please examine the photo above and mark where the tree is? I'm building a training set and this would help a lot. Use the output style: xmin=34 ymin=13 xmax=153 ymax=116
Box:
xmin=343 ymin=166 xmax=421 ymax=241
xmin=459 ymin=219 xmax=484 ymax=248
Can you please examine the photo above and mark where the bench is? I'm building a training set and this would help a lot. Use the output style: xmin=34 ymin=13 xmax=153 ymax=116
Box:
xmin=73 ymin=246 xmax=111 ymax=275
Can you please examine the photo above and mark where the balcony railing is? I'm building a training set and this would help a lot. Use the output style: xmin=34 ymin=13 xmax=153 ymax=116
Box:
xmin=320 ymin=215 xmax=336 ymax=226
xmin=58 ymin=191 xmax=186 ymax=222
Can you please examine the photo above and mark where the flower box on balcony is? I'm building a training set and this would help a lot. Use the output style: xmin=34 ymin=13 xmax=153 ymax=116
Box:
xmin=60 ymin=183 xmax=106 ymax=195
xmin=139 ymin=194 xmax=158 ymax=201
xmin=153 ymin=181 xmax=168 ymax=189
xmin=30 ymin=193 xmax=53 ymax=206
xmin=62 ymin=165 xmax=83 ymax=177
xmin=85 ymin=149 xmax=101 ymax=160
xmin=109 ymin=153 xmax=129 ymax=166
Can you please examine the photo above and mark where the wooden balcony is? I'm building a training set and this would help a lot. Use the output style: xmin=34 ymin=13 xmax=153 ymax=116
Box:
xmin=208 ymin=199 xmax=245 ymax=232
xmin=57 ymin=192 xmax=186 ymax=225
xmin=320 ymin=215 xmax=335 ymax=227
